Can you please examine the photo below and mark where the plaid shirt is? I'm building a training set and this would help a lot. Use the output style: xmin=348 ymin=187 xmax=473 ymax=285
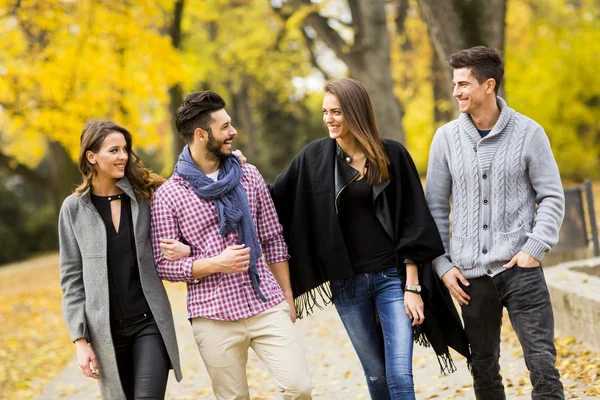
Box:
xmin=151 ymin=164 xmax=288 ymax=321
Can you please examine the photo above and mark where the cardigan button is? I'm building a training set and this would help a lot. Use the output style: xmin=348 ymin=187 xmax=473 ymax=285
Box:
xmin=482 ymin=249 xmax=488 ymax=254
xmin=483 ymin=174 xmax=488 ymax=179
xmin=483 ymin=224 xmax=488 ymax=229
xmin=483 ymin=199 xmax=488 ymax=204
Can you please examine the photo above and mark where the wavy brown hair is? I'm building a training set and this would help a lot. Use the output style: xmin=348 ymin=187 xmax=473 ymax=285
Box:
xmin=75 ymin=120 xmax=165 ymax=201
xmin=324 ymin=78 xmax=390 ymax=184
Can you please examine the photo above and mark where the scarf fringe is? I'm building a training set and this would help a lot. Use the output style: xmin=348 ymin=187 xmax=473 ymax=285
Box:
xmin=414 ymin=325 xmax=463 ymax=375
xmin=412 ymin=325 xmax=430 ymax=348
xmin=436 ymin=352 xmax=457 ymax=375
xmin=294 ymin=283 xmax=333 ymax=319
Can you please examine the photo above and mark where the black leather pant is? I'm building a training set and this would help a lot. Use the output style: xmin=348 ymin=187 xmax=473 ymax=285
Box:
xmin=111 ymin=314 xmax=170 ymax=400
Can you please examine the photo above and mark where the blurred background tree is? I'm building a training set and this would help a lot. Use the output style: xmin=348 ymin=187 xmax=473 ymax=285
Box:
xmin=0 ymin=0 xmax=598 ymax=264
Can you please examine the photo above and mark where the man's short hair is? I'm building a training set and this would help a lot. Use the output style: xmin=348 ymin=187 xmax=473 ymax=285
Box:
xmin=175 ymin=91 xmax=226 ymax=143
xmin=448 ymin=46 xmax=504 ymax=94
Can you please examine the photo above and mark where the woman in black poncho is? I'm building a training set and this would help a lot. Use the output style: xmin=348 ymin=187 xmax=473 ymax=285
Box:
xmin=271 ymin=78 xmax=470 ymax=399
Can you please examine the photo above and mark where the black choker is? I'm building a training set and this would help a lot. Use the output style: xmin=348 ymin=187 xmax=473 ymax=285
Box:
xmin=107 ymin=194 xmax=123 ymax=201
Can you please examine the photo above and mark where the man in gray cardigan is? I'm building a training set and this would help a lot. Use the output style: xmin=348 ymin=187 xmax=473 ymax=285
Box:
xmin=426 ymin=46 xmax=565 ymax=399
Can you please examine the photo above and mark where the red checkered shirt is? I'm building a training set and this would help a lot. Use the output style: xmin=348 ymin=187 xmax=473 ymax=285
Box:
xmin=151 ymin=164 xmax=288 ymax=321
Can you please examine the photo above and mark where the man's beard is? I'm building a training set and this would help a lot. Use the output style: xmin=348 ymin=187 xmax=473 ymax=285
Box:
xmin=205 ymin=129 xmax=231 ymax=161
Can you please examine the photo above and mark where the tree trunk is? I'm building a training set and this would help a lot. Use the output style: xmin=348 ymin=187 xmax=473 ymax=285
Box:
xmin=168 ymin=0 xmax=186 ymax=166
xmin=417 ymin=0 xmax=507 ymax=110
xmin=282 ymin=0 xmax=406 ymax=143
xmin=46 ymin=140 xmax=79 ymax=213
xmin=230 ymin=77 xmax=257 ymax=162
xmin=431 ymin=49 xmax=455 ymax=126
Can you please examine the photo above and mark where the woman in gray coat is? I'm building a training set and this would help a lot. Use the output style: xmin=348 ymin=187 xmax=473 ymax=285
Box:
xmin=58 ymin=120 xmax=185 ymax=399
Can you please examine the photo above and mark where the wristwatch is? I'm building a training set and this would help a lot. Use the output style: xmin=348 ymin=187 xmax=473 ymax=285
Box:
xmin=405 ymin=284 xmax=421 ymax=294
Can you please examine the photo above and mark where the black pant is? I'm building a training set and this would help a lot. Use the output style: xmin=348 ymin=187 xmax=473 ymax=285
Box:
xmin=111 ymin=314 xmax=170 ymax=400
xmin=460 ymin=266 xmax=564 ymax=400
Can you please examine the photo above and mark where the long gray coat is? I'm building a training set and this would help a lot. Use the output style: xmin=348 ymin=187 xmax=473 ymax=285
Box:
xmin=58 ymin=177 xmax=182 ymax=399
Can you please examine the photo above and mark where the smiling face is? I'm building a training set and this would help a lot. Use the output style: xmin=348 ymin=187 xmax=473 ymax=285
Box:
xmin=86 ymin=131 xmax=128 ymax=182
xmin=202 ymin=109 xmax=237 ymax=160
xmin=322 ymin=92 xmax=351 ymax=140
xmin=452 ymin=67 xmax=492 ymax=115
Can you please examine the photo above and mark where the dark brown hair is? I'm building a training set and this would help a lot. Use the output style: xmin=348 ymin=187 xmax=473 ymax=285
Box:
xmin=175 ymin=91 xmax=226 ymax=143
xmin=324 ymin=78 xmax=390 ymax=183
xmin=448 ymin=46 xmax=504 ymax=94
xmin=75 ymin=120 xmax=164 ymax=201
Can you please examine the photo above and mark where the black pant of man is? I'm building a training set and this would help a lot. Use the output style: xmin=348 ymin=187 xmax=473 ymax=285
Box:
xmin=460 ymin=265 xmax=564 ymax=400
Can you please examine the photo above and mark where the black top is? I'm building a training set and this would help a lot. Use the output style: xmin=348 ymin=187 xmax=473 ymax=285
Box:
xmin=337 ymin=177 xmax=397 ymax=274
xmin=90 ymin=193 xmax=150 ymax=320
xmin=478 ymin=129 xmax=491 ymax=138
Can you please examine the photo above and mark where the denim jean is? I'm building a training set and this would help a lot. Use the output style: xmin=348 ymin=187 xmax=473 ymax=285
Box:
xmin=460 ymin=265 xmax=564 ymax=400
xmin=333 ymin=267 xmax=415 ymax=400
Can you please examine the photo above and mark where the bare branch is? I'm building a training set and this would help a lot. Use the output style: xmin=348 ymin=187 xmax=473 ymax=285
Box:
xmin=301 ymin=29 xmax=332 ymax=80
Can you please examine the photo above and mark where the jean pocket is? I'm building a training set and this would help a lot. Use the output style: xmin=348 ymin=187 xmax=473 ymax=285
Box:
xmin=515 ymin=264 xmax=542 ymax=272
xmin=381 ymin=267 xmax=400 ymax=280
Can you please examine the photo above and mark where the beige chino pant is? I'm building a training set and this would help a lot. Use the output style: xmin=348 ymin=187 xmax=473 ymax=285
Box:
xmin=191 ymin=301 xmax=312 ymax=400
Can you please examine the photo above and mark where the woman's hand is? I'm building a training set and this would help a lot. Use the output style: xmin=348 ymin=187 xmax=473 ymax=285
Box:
xmin=75 ymin=338 xmax=100 ymax=379
xmin=159 ymin=238 xmax=191 ymax=261
xmin=404 ymin=292 xmax=425 ymax=326
xmin=233 ymin=150 xmax=247 ymax=166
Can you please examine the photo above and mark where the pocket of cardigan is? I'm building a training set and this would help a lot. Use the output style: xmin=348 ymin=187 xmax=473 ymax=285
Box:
xmin=494 ymin=224 xmax=526 ymax=263
xmin=449 ymin=234 xmax=476 ymax=270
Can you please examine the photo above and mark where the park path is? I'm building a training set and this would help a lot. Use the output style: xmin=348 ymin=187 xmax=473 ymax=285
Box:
xmin=34 ymin=279 xmax=598 ymax=400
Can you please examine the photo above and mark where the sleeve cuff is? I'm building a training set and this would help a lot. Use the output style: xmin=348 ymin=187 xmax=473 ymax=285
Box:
xmin=264 ymin=252 xmax=291 ymax=265
xmin=181 ymin=257 xmax=197 ymax=282
xmin=521 ymin=238 xmax=551 ymax=261
xmin=402 ymin=258 xmax=416 ymax=265
xmin=432 ymin=255 xmax=455 ymax=278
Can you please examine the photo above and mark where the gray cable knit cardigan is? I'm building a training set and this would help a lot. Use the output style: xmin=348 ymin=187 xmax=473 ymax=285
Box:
xmin=58 ymin=177 xmax=182 ymax=399
xmin=425 ymin=97 xmax=565 ymax=279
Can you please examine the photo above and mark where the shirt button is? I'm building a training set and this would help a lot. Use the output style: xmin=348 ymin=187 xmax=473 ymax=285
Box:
xmin=483 ymin=199 xmax=489 ymax=204
xmin=483 ymin=224 xmax=488 ymax=229
xmin=482 ymin=249 xmax=488 ymax=254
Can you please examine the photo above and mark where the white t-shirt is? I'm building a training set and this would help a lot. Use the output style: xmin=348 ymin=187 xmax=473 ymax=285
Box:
xmin=207 ymin=170 xmax=219 ymax=182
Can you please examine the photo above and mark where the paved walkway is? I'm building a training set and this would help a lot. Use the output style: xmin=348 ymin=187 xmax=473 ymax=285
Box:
xmin=36 ymin=283 xmax=597 ymax=399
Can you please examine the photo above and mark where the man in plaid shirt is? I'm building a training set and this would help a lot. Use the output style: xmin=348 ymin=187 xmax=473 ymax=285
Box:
xmin=151 ymin=91 xmax=312 ymax=399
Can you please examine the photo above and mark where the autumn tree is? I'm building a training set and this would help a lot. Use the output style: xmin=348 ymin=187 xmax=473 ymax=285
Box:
xmin=171 ymin=0 xmax=315 ymax=174
xmin=416 ymin=0 xmax=506 ymax=123
xmin=272 ymin=0 xmax=406 ymax=143
xmin=0 ymin=0 xmax=184 ymax=211
xmin=505 ymin=0 xmax=600 ymax=179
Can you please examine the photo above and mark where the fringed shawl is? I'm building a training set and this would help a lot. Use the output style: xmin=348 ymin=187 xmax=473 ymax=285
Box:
xmin=271 ymin=138 xmax=471 ymax=373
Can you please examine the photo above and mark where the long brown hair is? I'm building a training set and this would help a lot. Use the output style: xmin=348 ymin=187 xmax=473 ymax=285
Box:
xmin=324 ymin=78 xmax=390 ymax=183
xmin=75 ymin=120 xmax=165 ymax=201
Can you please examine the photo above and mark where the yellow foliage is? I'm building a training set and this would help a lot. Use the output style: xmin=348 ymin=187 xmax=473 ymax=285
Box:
xmin=391 ymin=0 xmax=436 ymax=173
xmin=0 ymin=0 xmax=185 ymax=166
xmin=505 ymin=0 xmax=600 ymax=180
